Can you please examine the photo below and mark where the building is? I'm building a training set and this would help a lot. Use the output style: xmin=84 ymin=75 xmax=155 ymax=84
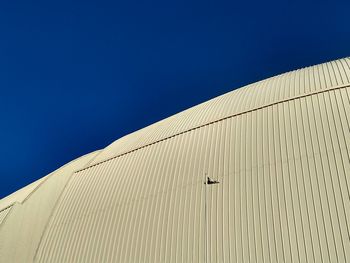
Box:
xmin=1 ymin=58 xmax=350 ymax=262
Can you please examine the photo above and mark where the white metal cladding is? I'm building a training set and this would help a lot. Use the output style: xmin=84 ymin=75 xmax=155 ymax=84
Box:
xmin=0 ymin=58 xmax=350 ymax=263
xmin=35 ymin=85 xmax=350 ymax=262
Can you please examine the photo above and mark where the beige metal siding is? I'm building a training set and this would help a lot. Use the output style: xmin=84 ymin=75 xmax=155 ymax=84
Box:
xmin=1 ymin=58 xmax=350 ymax=262
xmin=0 ymin=175 xmax=49 ymax=211
xmin=0 ymin=151 xmax=101 ymax=262
xmin=90 ymin=58 xmax=350 ymax=166
xmin=0 ymin=206 xmax=12 ymax=225
xmin=35 ymin=85 xmax=350 ymax=262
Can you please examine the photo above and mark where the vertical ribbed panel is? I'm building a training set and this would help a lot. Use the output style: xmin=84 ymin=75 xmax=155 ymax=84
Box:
xmin=35 ymin=85 xmax=350 ymax=262
xmin=0 ymin=151 xmax=101 ymax=263
xmin=91 ymin=57 xmax=350 ymax=165
xmin=0 ymin=206 xmax=12 ymax=225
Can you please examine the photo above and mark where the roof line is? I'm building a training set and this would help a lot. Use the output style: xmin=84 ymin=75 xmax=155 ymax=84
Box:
xmin=0 ymin=150 xmax=102 ymax=210
xmin=74 ymin=82 xmax=350 ymax=173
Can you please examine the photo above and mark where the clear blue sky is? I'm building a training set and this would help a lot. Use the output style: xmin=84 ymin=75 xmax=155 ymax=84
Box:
xmin=1 ymin=0 xmax=349 ymax=198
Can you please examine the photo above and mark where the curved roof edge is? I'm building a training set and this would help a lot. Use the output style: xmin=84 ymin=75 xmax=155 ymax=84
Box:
xmin=85 ymin=57 xmax=350 ymax=168
xmin=0 ymin=150 xmax=102 ymax=210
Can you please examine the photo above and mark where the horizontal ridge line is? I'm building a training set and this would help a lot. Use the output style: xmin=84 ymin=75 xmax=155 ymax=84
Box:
xmin=74 ymin=83 xmax=350 ymax=174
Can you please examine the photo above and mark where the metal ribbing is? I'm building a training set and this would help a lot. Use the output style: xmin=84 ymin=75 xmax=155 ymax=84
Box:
xmin=35 ymin=84 xmax=350 ymax=262
xmin=90 ymin=58 xmax=350 ymax=166
xmin=0 ymin=152 xmax=101 ymax=263
xmin=0 ymin=206 xmax=12 ymax=225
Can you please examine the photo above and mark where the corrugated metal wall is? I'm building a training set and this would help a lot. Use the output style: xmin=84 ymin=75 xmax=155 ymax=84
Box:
xmin=90 ymin=58 xmax=350 ymax=166
xmin=35 ymin=84 xmax=350 ymax=262
xmin=0 ymin=151 xmax=100 ymax=262
xmin=1 ymin=58 xmax=349 ymax=262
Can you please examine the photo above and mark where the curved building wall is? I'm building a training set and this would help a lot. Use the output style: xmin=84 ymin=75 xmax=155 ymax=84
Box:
xmin=0 ymin=151 xmax=101 ymax=262
xmin=1 ymin=58 xmax=350 ymax=262
xmin=90 ymin=58 xmax=350 ymax=165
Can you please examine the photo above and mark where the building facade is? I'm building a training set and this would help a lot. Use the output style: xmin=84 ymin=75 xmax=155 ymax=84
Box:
xmin=1 ymin=58 xmax=350 ymax=262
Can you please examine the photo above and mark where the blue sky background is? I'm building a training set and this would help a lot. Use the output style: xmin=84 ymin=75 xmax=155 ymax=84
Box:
xmin=1 ymin=0 xmax=349 ymax=198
